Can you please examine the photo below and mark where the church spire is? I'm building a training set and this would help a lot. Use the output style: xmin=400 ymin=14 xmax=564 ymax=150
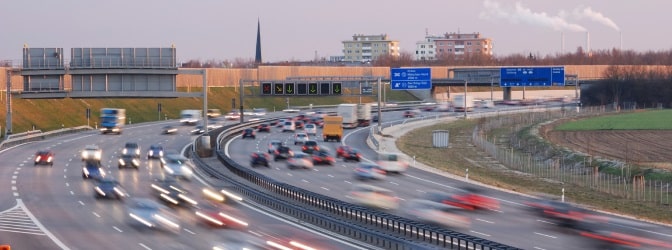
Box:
xmin=255 ymin=18 xmax=262 ymax=65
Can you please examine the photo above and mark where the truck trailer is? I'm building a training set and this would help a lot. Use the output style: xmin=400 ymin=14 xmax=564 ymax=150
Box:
xmin=100 ymin=108 xmax=126 ymax=134
xmin=322 ymin=116 xmax=343 ymax=142
xmin=337 ymin=104 xmax=358 ymax=129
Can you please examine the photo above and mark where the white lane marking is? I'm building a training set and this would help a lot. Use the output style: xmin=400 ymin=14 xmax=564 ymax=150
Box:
xmin=470 ymin=230 xmax=491 ymax=237
xmin=537 ymin=219 xmax=556 ymax=225
xmin=70 ymin=191 xmax=74 ymax=195
xmin=344 ymin=180 xmax=352 ymax=184
xmin=63 ymin=175 xmax=66 ymax=179
xmin=92 ymin=212 xmax=100 ymax=218
xmin=78 ymin=201 xmax=85 ymax=206
xmin=184 ymin=228 xmax=196 ymax=235
xmin=16 ymin=167 xmax=21 ymax=171
xmin=113 ymin=226 xmax=123 ymax=232
xmin=302 ymin=179 xmax=309 ymax=183
xmin=65 ymin=183 xmax=69 ymax=187
xmin=11 ymin=180 xmax=16 ymax=184
xmin=12 ymin=176 xmax=17 ymax=179
xmin=138 ymin=243 xmax=152 ymax=250
xmin=321 ymin=187 xmax=329 ymax=191
xmin=16 ymin=199 xmax=71 ymax=250
xmin=476 ymin=218 xmax=494 ymax=224
xmin=389 ymin=182 xmax=399 ymax=185
xmin=534 ymin=232 xmax=557 ymax=239
xmin=327 ymin=174 xmax=334 ymax=178
xmin=416 ymin=190 xmax=426 ymax=193
xmin=287 ymin=173 xmax=293 ymax=177
xmin=13 ymin=193 xmax=19 ymax=197
xmin=13 ymin=171 xmax=19 ymax=175
xmin=11 ymin=186 xmax=16 ymax=191
xmin=533 ymin=247 xmax=547 ymax=250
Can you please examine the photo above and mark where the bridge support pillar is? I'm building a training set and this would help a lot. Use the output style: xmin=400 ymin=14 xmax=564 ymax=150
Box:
xmin=502 ymin=87 xmax=512 ymax=101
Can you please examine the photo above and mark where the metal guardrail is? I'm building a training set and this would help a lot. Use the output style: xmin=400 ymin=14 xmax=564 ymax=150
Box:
xmin=191 ymin=117 xmax=518 ymax=249
xmin=0 ymin=126 xmax=92 ymax=150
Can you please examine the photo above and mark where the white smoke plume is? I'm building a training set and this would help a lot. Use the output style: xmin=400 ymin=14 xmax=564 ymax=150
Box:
xmin=480 ymin=0 xmax=587 ymax=32
xmin=571 ymin=6 xmax=620 ymax=31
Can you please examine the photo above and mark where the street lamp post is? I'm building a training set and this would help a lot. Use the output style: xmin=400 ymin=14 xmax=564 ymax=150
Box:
xmin=464 ymin=76 xmax=468 ymax=119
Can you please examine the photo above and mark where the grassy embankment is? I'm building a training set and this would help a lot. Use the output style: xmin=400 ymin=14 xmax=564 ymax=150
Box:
xmin=555 ymin=109 xmax=672 ymax=130
xmin=0 ymin=86 xmax=418 ymax=137
xmin=397 ymin=111 xmax=672 ymax=223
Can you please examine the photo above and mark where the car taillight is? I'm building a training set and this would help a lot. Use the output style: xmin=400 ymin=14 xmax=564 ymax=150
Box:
xmin=375 ymin=169 xmax=386 ymax=175
xmin=302 ymin=146 xmax=307 ymax=151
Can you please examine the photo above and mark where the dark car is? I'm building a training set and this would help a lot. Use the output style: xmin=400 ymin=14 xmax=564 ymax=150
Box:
xmin=403 ymin=109 xmax=422 ymax=118
xmin=273 ymin=145 xmax=294 ymax=161
xmin=122 ymin=142 xmax=141 ymax=159
xmin=372 ymin=114 xmax=379 ymax=122
xmin=294 ymin=121 xmax=304 ymax=129
xmin=150 ymin=178 xmax=198 ymax=207
xmin=311 ymin=149 xmax=335 ymax=166
xmin=301 ymin=140 xmax=320 ymax=154
xmin=341 ymin=148 xmax=361 ymax=162
xmin=162 ymin=125 xmax=178 ymax=135
xmin=241 ymin=128 xmax=256 ymax=139
xmin=269 ymin=119 xmax=280 ymax=126
xmin=311 ymin=118 xmax=324 ymax=128
xmin=94 ymin=178 xmax=129 ymax=199
xmin=250 ymin=152 xmax=270 ymax=167
xmin=257 ymin=123 xmax=271 ymax=132
xmin=82 ymin=160 xmax=106 ymax=180
xmin=118 ymin=154 xmax=140 ymax=169
xmin=34 ymin=150 xmax=54 ymax=166
xmin=147 ymin=144 xmax=164 ymax=159
xmin=336 ymin=145 xmax=352 ymax=158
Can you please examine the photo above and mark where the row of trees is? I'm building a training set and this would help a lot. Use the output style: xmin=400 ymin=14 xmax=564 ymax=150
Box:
xmin=180 ymin=47 xmax=672 ymax=69
xmin=582 ymin=65 xmax=672 ymax=108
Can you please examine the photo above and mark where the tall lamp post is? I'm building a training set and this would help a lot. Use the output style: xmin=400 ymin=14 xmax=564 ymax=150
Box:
xmin=464 ymin=76 xmax=468 ymax=119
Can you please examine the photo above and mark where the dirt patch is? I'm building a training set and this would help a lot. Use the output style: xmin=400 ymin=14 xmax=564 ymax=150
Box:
xmin=544 ymin=129 xmax=672 ymax=170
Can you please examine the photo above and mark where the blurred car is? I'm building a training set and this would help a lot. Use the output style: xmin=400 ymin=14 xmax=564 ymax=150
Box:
xmin=425 ymin=187 xmax=500 ymax=211
xmin=287 ymin=152 xmax=314 ymax=170
xmin=82 ymin=160 xmax=106 ymax=180
xmin=341 ymin=148 xmax=361 ymax=162
xmin=34 ymin=150 xmax=54 ymax=166
xmin=349 ymin=184 xmax=399 ymax=210
xmin=310 ymin=118 xmax=324 ymax=128
xmin=194 ymin=201 xmax=249 ymax=229
xmin=162 ymin=125 xmax=178 ymax=135
xmin=372 ymin=114 xmax=379 ymax=122
xmin=294 ymin=120 xmax=304 ymax=130
xmin=524 ymin=195 xmax=604 ymax=229
xmin=212 ymin=231 xmax=269 ymax=250
xmin=147 ymin=144 xmax=164 ymax=159
xmin=301 ymin=140 xmax=319 ymax=154
xmin=336 ymin=145 xmax=353 ymax=158
xmin=150 ymin=178 xmax=198 ymax=207
xmin=241 ymin=128 xmax=256 ymax=139
xmin=354 ymin=162 xmax=386 ymax=180
xmin=202 ymin=188 xmax=243 ymax=204
xmin=250 ymin=152 xmax=270 ymax=167
xmin=257 ymin=123 xmax=271 ymax=132
xmin=81 ymin=145 xmax=102 ymax=162
xmin=267 ymin=140 xmax=283 ymax=153
xmin=93 ymin=178 xmax=129 ymax=200
xmin=273 ymin=145 xmax=294 ymax=161
xmin=293 ymin=132 xmax=309 ymax=145
xmin=405 ymin=199 xmax=470 ymax=229
xmin=160 ymin=154 xmax=194 ymax=180
xmin=403 ymin=109 xmax=422 ymax=118
xmin=275 ymin=119 xmax=286 ymax=127
xmin=311 ymin=148 xmax=335 ymax=166
xmin=304 ymin=123 xmax=317 ymax=136
xmin=281 ymin=121 xmax=296 ymax=132
xmin=126 ymin=197 xmax=181 ymax=233
xmin=224 ymin=111 xmax=241 ymax=120
xmin=252 ymin=108 xmax=267 ymax=116
xmin=376 ymin=152 xmax=409 ymax=173
xmin=122 ymin=142 xmax=141 ymax=159
xmin=118 ymin=153 xmax=140 ymax=169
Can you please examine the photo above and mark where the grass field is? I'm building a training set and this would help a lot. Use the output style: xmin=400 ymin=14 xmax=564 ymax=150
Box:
xmin=0 ymin=86 xmax=418 ymax=136
xmin=555 ymin=109 xmax=672 ymax=130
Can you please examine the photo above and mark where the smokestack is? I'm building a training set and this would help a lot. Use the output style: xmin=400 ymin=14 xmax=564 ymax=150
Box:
xmin=561 ymin=32 xmax=565 ymax=54
xmin=586 ymin=31 xmax=591 ymax=54
xmin=620 ymin=31 xmax=623 ymax=51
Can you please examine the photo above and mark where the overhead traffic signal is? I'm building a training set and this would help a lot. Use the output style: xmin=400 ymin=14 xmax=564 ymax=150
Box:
xmin=261 ymin=82 xmax=272 ymax=95
xmin=274 ymin=83 xmax=284 ymax=95
xmin=332 ymin=82 xmax=342 ymax=95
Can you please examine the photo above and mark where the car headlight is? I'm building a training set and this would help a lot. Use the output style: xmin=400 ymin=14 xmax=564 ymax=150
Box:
xmin=118 ymin=159 xmax=125 ymax=165
xmin=132 ymin=159 xmax=140 ymax=166
xmin=149 ymin=151 xmax=154 ymax=156
xmin=95 ymin=152 xmax=102 ymax=159
xmin=135 ymin=149 xmax=140 ymax=155
xmin=35 ymin=156 xmax=41 ymax=162
xmin=81 ymin=152 xmax=87 ymax=158
xmin=123 ymin=149 xmax=128 ymax=154
xmin=181 ymin=166 xmax=192 ymax=175
xmin=165 ymin=167 xmax=174 ymax=174
xmin=82 ymin=167 xmax=89 ymax=175
xmin=94 ymin=186 xmax=106 ymax=196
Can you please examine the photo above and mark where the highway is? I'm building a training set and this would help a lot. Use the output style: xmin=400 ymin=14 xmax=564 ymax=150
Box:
xmin=226 ymin=108 xmax=672 ymax=250
xmin=0 ymin=119 xmax=363 ymax=250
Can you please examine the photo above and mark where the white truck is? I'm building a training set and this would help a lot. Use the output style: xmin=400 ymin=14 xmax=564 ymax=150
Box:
xmin=337 ymin=104 xmax=359 ymax=129
xmin=452 ymin=95 xmax=474 ymax=112
xmin=356 ymin=103 xmax=372 ymax=127
xmin=180 ymin=110 xmax=202 ymax=125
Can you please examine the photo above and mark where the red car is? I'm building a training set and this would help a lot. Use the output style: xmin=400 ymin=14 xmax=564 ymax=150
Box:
xmin=341 ymin=148 xmax=361 ymax=162
xmin=336 ymin=145 xmax=353 ymax=158
xmin=257 ymin=123 xmax=271 ymax=132
xmin=34 ymin=150 xmax=54 ymax=166
xmin=426 ymin=188 xmax=500 ymax=211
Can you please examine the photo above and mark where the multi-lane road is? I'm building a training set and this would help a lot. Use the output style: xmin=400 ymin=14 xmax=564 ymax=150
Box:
xmin=226 ymin=109 xmax=672 ymax=250
xmin=0 ymin=120 xmax=363 ymax=250
xmin=2 ymin=107 xmax=672 ymax=249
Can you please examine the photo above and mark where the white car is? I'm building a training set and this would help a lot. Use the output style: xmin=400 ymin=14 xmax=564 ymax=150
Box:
xmin=350 ymin=184 xmax=399 ymax=210
xmin=224 ymin=112 xmax=240 ymax=120
xmin=81 ymin=145 xmax=102 ymax=162
xmin=376 ymin=153 xmax=409 ymax=173
xmin=405 ymin=199 xmax=470 ymax=229
xmin=304 ymin=124 xmax=317 ymax=136
xmin=126 ymin=198 xmax=181 ymax=233
xmin=287 ymin=153 xmax=314 ymax=170
xmin=161 ymin=155 xmax=194 ymax=180
xmin=293 ymin=132 xmax=309 ymax=145
xmin=282 ymin=121 xmax=296 ymax=132
xmin=252 ymin=108 xmax=267 ymax=116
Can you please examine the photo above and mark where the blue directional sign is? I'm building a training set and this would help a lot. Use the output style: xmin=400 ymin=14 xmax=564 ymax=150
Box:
xmin=391 ymin=68 xmax=432 ymax=90
xmin=500 ymin=67 xmax=565 ymax=87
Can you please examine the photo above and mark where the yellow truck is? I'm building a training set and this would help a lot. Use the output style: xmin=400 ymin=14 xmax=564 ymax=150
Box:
xmin=322 ymin=116 xmax=343 ymax=142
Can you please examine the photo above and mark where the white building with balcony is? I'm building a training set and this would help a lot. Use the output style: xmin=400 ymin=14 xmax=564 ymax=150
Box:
xmin=342 ymin=34 xmax=399 ymax=63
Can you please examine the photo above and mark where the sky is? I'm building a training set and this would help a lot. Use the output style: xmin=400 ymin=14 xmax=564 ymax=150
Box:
xmin=2 ymin=0 xmax=671 ymax=63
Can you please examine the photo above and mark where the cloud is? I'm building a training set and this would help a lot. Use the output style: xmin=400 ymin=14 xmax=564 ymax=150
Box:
xmin=572 ymin=6 xmax=620 ymax=31
xmin=480 ymin=0 xmax=587 ymax=32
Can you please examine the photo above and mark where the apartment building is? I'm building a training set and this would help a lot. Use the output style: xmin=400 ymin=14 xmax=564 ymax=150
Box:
xmin=416 ymin=32 xmax=493 ymax=60
xmin=342 ymin=34 xmax=400 ymax=62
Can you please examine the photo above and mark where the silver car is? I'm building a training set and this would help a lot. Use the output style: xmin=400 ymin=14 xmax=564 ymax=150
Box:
xmin=161 ymin=155 xmax=194 ymax=180
xmin=126 ymin=198 xmax=181 ymax=233
xmin=304 ymin=124 xmax=317 ymax=136
xmin=293 ymin=132 xmax=310 ymax=145
xmin=287 ymin=153 xmax=314 ymax=170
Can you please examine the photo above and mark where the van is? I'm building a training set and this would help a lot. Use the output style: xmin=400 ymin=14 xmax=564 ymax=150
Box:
xmin=207 ymin=109 xmax=221 ymax=118
xmin=376 ymin=152 xmax=409 ymax=173
xmin=282 ymin=121 xmax=296 ymax=132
